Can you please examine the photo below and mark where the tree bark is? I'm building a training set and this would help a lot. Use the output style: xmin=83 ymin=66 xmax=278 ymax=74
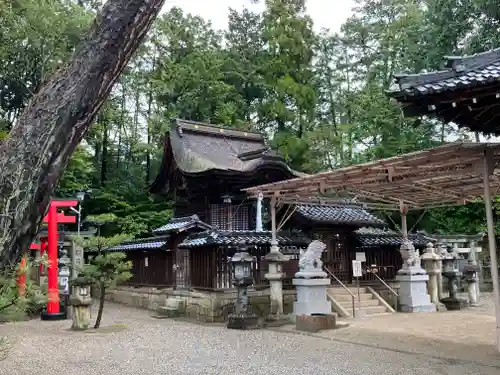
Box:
xmin=0 ymin=0 xmax=166 ymax=268
xmin=94 ymin=282 xmax=106 ymax=329
xmin=101 ymin=113 xmax=109 ymax=187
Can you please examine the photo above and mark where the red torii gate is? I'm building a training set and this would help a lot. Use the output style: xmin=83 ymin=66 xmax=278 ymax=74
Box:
xmin=26 ymin=199 xmax=77 ymax=320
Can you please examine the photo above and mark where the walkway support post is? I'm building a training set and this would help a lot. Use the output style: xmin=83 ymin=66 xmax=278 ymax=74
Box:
xmin=264 ymin=193 xmax=288 ymax=322
xmin=482 ymin=149 xmax=500 ymax=352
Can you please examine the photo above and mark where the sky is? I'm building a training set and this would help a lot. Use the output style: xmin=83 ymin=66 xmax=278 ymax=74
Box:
xmin=161 ymin=0 xmax=356 ymax=33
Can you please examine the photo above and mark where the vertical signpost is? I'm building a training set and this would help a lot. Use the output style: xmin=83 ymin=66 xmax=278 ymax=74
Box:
xmin=352 ymin=260 xmax=363 ymax=302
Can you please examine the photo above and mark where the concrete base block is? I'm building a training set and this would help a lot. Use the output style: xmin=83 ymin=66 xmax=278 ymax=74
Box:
xmin=397 ymin=272 xmax=436 ymax=313
xmin=227 ymin=313 xmax=261 ymax=330
xmin=295 ymin=313 xmax=337 ymax=333
xmin=293 ymin=278 xmax=331 ymax=316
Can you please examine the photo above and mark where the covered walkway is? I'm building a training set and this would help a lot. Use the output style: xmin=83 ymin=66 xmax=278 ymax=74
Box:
xmin=243 ymin=142 xmax=500 ymax=352
xmin=244 ymin=142 xmax=500 ymax=210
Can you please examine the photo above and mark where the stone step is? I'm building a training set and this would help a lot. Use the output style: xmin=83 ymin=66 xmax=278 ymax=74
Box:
xmin=328 ymin=287 xmax=369 ymax=295
xmin=358 ymin=305 xmax=388 ymax=315
xmin=339 ymin=298 xmax=381 ymax=308
xmin=328 ymin=292 xmax=374 ymax=302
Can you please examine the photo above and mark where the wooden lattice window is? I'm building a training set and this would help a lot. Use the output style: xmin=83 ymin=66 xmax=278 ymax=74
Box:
xmin=210 ymin=204 xmax=249 ymax=230
xmin=232 ymin=205 xmax=249 ymax=230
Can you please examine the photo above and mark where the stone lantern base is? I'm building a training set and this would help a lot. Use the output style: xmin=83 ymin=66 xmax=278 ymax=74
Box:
xmin=396 ymin=272 xmax=436 ymax=313
xmin=227 ymin=312 xmax=260 ymax=330
xmin=440 ymin=296 xmax=468 ymax=311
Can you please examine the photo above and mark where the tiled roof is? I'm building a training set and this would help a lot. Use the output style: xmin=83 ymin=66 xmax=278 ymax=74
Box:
xmin=295 ymin=204 xmax=385 ymax=227
xmin=178 ymin=230 xmax=311 ymax=249
xmin=389 ymin=48 xmax=500 ymax=97
xmin=150 ymin=119 xmax=304 ymax=194
xmin=354 ymin=227 xmax=434 ymax=248
xmin=152 ymin=214 xmax=212 ymax=234
xmin=105 ymin=236 xmax=170 ymax=252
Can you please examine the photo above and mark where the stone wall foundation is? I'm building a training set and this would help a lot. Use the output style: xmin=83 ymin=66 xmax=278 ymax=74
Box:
xmin=105 ymin=286 xmax=296 ymax=322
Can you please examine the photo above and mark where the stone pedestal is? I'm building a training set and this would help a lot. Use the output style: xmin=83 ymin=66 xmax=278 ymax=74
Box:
xmin=227 ymin=313 xmax=260 ymax=330
xmin=421 ymin=243 xmax=443 ymax=309
xmin=295 ymin=313 xmax=337 ymax=333
xmin=69 ymin=277 xmax=93 ymax=330
xmin=71 ymin=304 xmax=92 ymax=330
xmin=397 ymin=240 xmax=436 ymax=313
xmin=264 ymin=246 xmax=288 ymax=320
xmin=467 ymin=279 xmax=479 ymax=307
xmin=396 ymin=273 xmax=436 ymax=313
xmin=464 ymin=260 xmax=480 ymax=307
xmin=293 ymin=277 xmax=331 ymax=316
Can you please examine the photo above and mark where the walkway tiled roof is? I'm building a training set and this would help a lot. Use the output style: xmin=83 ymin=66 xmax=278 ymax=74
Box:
xmin=152 ymin=214 xmax=212 ymax=234
xmin=295 ymin=204 xmax=385 ymax=227
xmin=354 ymin=227 xmax=434 ymax=249
xmin=105 ymin=236 xmax=170 ymax=252
xmin=178 ymin=230 xmax=310 ymax=249
xmin=389 ymin=48 xmax=500 ymax=97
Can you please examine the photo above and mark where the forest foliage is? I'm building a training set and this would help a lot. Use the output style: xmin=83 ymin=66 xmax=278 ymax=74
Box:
xmin=2 ymin=0 xmax=500 ymax=238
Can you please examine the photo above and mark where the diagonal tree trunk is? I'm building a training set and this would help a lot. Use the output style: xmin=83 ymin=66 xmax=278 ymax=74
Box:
xmin=0 ymin=0 xmax=166 ymax=268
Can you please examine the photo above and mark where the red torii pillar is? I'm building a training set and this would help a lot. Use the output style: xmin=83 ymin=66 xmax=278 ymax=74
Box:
xmin=40 ymin=200 xmax=77 ymax=321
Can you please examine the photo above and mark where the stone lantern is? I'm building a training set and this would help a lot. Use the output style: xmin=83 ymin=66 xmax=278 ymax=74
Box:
xmin=58 ymin=248 xmax=71 ymax=318
xmin=421 ymin=243 xmax=442 ymax=308
xmin=463 ymin=259 xmax=480 ymax=307
xmin=440 ymin=246 xmax=467 ymax=310
xmin=227 ymin=250 xmax=259 ymax=330
xmin=69 ymin=276 xmax=93 ymax=330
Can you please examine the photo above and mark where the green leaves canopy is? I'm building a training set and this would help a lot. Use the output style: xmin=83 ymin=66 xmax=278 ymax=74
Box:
xmin=3 ymin=0 xmax=500 ymax=239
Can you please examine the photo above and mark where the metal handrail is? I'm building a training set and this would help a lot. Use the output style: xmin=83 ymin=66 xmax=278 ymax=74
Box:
xmin=365 ymin=268 xmax=399 ymax=311
xmin=324 ymin=266 xmax=356 ymax=318
xmin=366 ymin=270 xmax=398 ymax=296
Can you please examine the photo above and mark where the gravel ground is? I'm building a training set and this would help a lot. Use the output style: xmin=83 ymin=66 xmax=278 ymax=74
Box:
xmin=0 ymin=302 xmax=499 ymax=375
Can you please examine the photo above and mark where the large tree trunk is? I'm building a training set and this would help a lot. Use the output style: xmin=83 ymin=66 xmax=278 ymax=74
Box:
xmin=0 ymin=0 xmax=166 ymax=268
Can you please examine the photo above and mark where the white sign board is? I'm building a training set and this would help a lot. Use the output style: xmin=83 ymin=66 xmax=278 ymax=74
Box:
xmin=352 ymin=260 xmax=363 ymax=278
xmin=355 ymin=252 xmax=366 ymax=262
xmin=59 ymin=276 xmax=69 ymax=294
xmin=59 ymin=276 xmax=68 ymax=287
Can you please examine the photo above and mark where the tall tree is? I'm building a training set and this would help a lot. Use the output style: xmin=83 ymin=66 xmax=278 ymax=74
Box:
xmin=0 ymin=0 xmax=166 ymax=268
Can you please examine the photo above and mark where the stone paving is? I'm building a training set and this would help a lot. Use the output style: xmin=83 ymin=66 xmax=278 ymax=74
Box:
xmin=277 ymin=292 xmax=500 ymax=367
xmin=0 ymin=298 xmax=499 ymax=375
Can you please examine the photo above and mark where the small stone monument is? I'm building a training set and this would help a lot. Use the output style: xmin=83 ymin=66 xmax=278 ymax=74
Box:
xmin=421 ymin=243 xmax=443 ymax=309
xmin=396 ymin=240 xmax=436 ymax=312
xmin=293 ymin=240 xmax=331 ymax=316
xmin=463 ymin=259 xmax=480 ymax=307
xmin=69 ymin=277 xmax=93 ymax=330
